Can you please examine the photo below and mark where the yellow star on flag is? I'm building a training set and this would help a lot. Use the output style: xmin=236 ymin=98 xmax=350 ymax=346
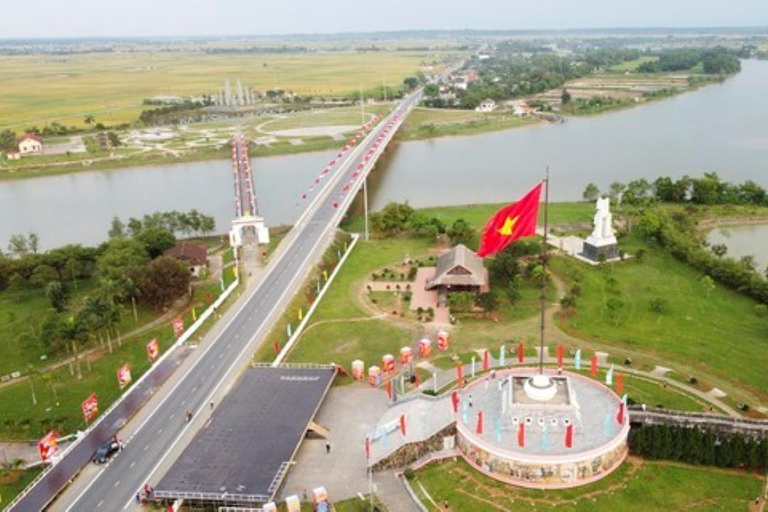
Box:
xmin=497 ymin=216 xmax=519 ymax=236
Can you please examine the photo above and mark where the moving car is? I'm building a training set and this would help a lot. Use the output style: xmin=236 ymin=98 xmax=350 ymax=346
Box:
xmin=91 ymin=438 xmax=121 ymax=464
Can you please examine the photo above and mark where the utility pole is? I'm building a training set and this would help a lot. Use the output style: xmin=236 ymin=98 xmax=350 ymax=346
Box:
xmin=360 ymin=84 xmax=365 ymax=125
xmin=539 ymin=166 xmax=550 ymax=375
xmin=363 ymin=177 xmax=369 ymax=241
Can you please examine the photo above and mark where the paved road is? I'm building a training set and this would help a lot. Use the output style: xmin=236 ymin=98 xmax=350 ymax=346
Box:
xmin=32 ymin=91 xmax=422 ymax=512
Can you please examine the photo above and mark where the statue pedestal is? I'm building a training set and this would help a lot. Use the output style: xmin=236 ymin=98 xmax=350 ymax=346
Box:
xmin=583 ymin=237 xmax=619 ymax=262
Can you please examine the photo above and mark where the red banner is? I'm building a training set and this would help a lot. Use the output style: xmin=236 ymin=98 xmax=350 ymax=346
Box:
xmin=117 ymin=364 xmax=132 ymax=389
xmin=37 ymin=430 xmax=59 ymax=462
xmin=146 ymin=338 xmax=159 ymax=362
xmin=456 ymin=364 xmax=464 ymax=387
xmin=590 ymin=354 xmax=599 ymax=377
xmin=556 ymin=344 xmax=564 ymax=367
xmin=617 ymin=402 xmax=625 ymax=425
xmin=365 ymin=437 xmax=370 ymax=459
xmin=400 ymin=414 xmax=407 ymax=436
xmin=172 ymin=316 xmax=185 ymax=338
xmin=451 ymin=391 xmax=459 ymax=413
xmin=476 ymin=411 xmax=484 ymax=435
xmin=616 ymin=373 xmax=624 ymax=395
xmin=482 ymin=350 xmax=489 ymax=371
xmin=517 ymin=343 xmax=524 ymax=363
xmin=82 ymin=393 xmax=99 ymax=423
xmin=517 ymin=422 xmax=525 ymax=447
xmin=565 ymin=423 xmax=574 ymax=448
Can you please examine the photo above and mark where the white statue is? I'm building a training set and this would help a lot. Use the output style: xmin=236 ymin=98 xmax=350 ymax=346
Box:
xmin=586 ymin=197 xmax=617 ymax=245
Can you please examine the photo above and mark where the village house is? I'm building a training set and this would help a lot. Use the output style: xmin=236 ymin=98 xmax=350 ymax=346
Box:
xmin=18 ymin=134 xmax=43 ymax=154
xmin=164 ymin=242 xmax=208 ymax=278
xmin=475 ymin=99 xmax=497 ymax=112
xmin=426 ymin=244 xmax=489 ymax=307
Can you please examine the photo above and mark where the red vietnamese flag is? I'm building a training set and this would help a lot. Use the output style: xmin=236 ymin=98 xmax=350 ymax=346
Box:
xmin=556 ymin=345 xmax=564 ymax=367
xmin=617 ymin=402 xmax=625 ymax=425
xmin=365 ymin=437 xmax=371 ymax=459
xmin=457 ymin=364 xmax=464 ymax=387
xmin=565 ymin=424 xmax=574 ymax=448
xmin=517 ymin=422 xmax=525 ymax=447
xmin=477 ymin=183 xmax=542 ymax=258
xmin=400 ymin=414 xmax=407 ymax=436
xmin=616 ymin=373 xmax=624 ymax=395
xmin=482 ymin=350 xmax=489 ymax=371
xmin=517 ymin=343 xmax=524 ymax=363
xmin=476 ymin=411 xmax=484 ymax=434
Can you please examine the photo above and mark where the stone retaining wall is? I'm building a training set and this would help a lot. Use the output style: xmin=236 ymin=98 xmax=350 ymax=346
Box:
xmin=372 ymin=424 xmax=457 ymax=471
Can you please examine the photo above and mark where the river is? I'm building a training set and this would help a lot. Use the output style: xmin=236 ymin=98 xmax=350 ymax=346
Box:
xmin=2 ymin=60 xmax=768 ymax=250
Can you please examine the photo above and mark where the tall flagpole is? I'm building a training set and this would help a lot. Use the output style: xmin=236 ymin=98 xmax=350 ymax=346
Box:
xmin=539 ymin=166 xmax=550 ymax=375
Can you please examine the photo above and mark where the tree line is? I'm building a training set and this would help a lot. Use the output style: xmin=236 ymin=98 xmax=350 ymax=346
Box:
xmin=369 ymin=201 xmax=475 ymax=247
xmin=629 ymin=423 xmax=768 ymax=472
xmin=583 ymin=173 xmax=768 ymax=207
xmin=637 ymin=47 xmax=742 ymax=75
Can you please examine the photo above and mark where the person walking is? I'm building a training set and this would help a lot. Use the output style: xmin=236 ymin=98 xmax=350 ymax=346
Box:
xmin=326 ymin=441 xmax=331 ymax=454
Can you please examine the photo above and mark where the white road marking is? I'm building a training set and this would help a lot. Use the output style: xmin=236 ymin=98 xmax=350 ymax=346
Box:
xmin=97 ymin=500 xmax=104 ymax=508
xmin=114 ymin=480 xmax=120 ymax=487
xmin=130 ymin=461 xmax=135 ymax=468
xmin=144 ymin=445 xmax=149 ymax=451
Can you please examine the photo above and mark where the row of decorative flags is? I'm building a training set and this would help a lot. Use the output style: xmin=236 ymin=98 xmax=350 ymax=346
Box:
xmin=39 ymin=313 xmax=192 ymax=463
xmin=295 ymin=115 xmax=381 ymax=206
xmin=231 ymin=136 xmax=256 ymax=218
xmin=362 ymin=342 xmax=630 ymax=459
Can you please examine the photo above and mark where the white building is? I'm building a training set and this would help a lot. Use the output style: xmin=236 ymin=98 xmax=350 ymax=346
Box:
xmin=475 ymin=99 xmax=497 ymax=112
xmin=18 ymin=134 xmax=43 ymax=154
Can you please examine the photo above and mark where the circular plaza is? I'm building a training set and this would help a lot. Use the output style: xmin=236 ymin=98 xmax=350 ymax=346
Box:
xmin=455 ymin=367 xmax=629 ymax=488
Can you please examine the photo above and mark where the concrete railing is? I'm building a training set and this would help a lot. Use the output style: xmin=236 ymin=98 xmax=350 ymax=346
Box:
xmin=629 ymin=406 xmax=768 ymax=436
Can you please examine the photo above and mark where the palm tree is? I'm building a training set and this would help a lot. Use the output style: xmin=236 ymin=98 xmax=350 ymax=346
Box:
xmin=84 ymin=115 xmax=95 ymax=126
xmin=26 ymin=363 xmax=38 ymax=405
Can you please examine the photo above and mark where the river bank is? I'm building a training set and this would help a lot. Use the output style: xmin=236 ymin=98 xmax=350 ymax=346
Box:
xmin=0 ymin=71 xmax=727 ymax=183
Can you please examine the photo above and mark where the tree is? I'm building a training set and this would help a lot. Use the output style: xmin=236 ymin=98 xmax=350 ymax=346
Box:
xmin=0 ymin=129 xmax=17 ymax=152
xmin=46 ymin=280 xmax=70 ymax=312
xmin=561 ymin=89 xmax=572 ymax=104
xmin=95 ymin=238 xmax=149 ymax=285
xmin=370 ymin=202 xmax=414 ymax=236
xmin=199 ymin=215 xmax=216 ymax=237
xmin=582 ymin=183 xmax=600 ymax=202
xmin=476 ymin=291 xmax=500 ymax=312
xmin=107 ymin=132 xmax=121 ymax=148
xmin=108 ymin=216 xmax=126 ymax=239
xmin=490 ymin=247 xmax=522 ymax=285
xmin=424 ymin=83 xmax=439 ymax=97
xmin=711 ymin=243 xmax=728 ymax=258
xmin=84 ymin=114 xmax=95 ymax=126
xmin=701 ymin=275 xmax=715 ymax=299
xmin=7 ymin=273 xmax=26 ymax=302
xmin=30 ymin=264 xmax=58 ymax=287
xmin=447 ymin=292 xmax=475 ymax=313
xmin=608 ymin=181 xmax=626 ymax=202
xmin=7 ymin=233 xmax=30 ymax=258
xmin=403 ymin=77 xmax=419 ymax=90
xmin=649 ymin=297 xmax=670 ymax=314
xmin=136 ymin=256 xmax=191 ymax=310
xmin=136 ymin=227 xmax=177 ymax=258
xmin=447 ymin=218 xmax=475 ymax=247
xmin=28 ymin=232 xmax=39 ymax=254
xmin=606 ymin=297 xmax=624 ymax=326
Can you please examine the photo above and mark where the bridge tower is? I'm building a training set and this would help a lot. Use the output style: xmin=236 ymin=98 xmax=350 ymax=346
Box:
xmin=228 ymin=134 xmax=270 ymax=248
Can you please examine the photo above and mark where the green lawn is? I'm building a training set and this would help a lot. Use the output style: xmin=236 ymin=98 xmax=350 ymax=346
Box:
xmin=553 ymin=232 xmax=768 ymax=401
xmin=0 ymin=467 xmax=43 ymax=506
xmin=259 ymin=107 xmax=382 ymax=132
xmin=413 ymin=458 xmax=763 ymax=511
xmin=609 ymin=56 xmax=659 ymax=73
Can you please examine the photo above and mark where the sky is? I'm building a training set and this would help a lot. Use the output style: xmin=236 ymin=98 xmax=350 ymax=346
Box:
xmin=2 ymin=0 xmax=767 ymax=39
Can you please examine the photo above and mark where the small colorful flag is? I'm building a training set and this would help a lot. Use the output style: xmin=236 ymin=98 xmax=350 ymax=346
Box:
xmin=517 ymin=422 xmax=525 ymax=447
xmin=476 ymin=411 xmax=484 ymax=435
xmin=565 ymin=424 xmax=574 ymax=448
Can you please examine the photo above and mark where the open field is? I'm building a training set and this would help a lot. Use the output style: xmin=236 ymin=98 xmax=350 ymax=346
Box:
xmin=0 ymin=467 xmax=43 ymax=506
xmin=397 ymin=107 xmax=539 ymax=140
xmin=553 ymin=231 xmax=768 ymax=405
xmin=412 ymin=458 xmax=764 ymax=511
xmin=0 ymin=51 xmax=438 ymax=130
